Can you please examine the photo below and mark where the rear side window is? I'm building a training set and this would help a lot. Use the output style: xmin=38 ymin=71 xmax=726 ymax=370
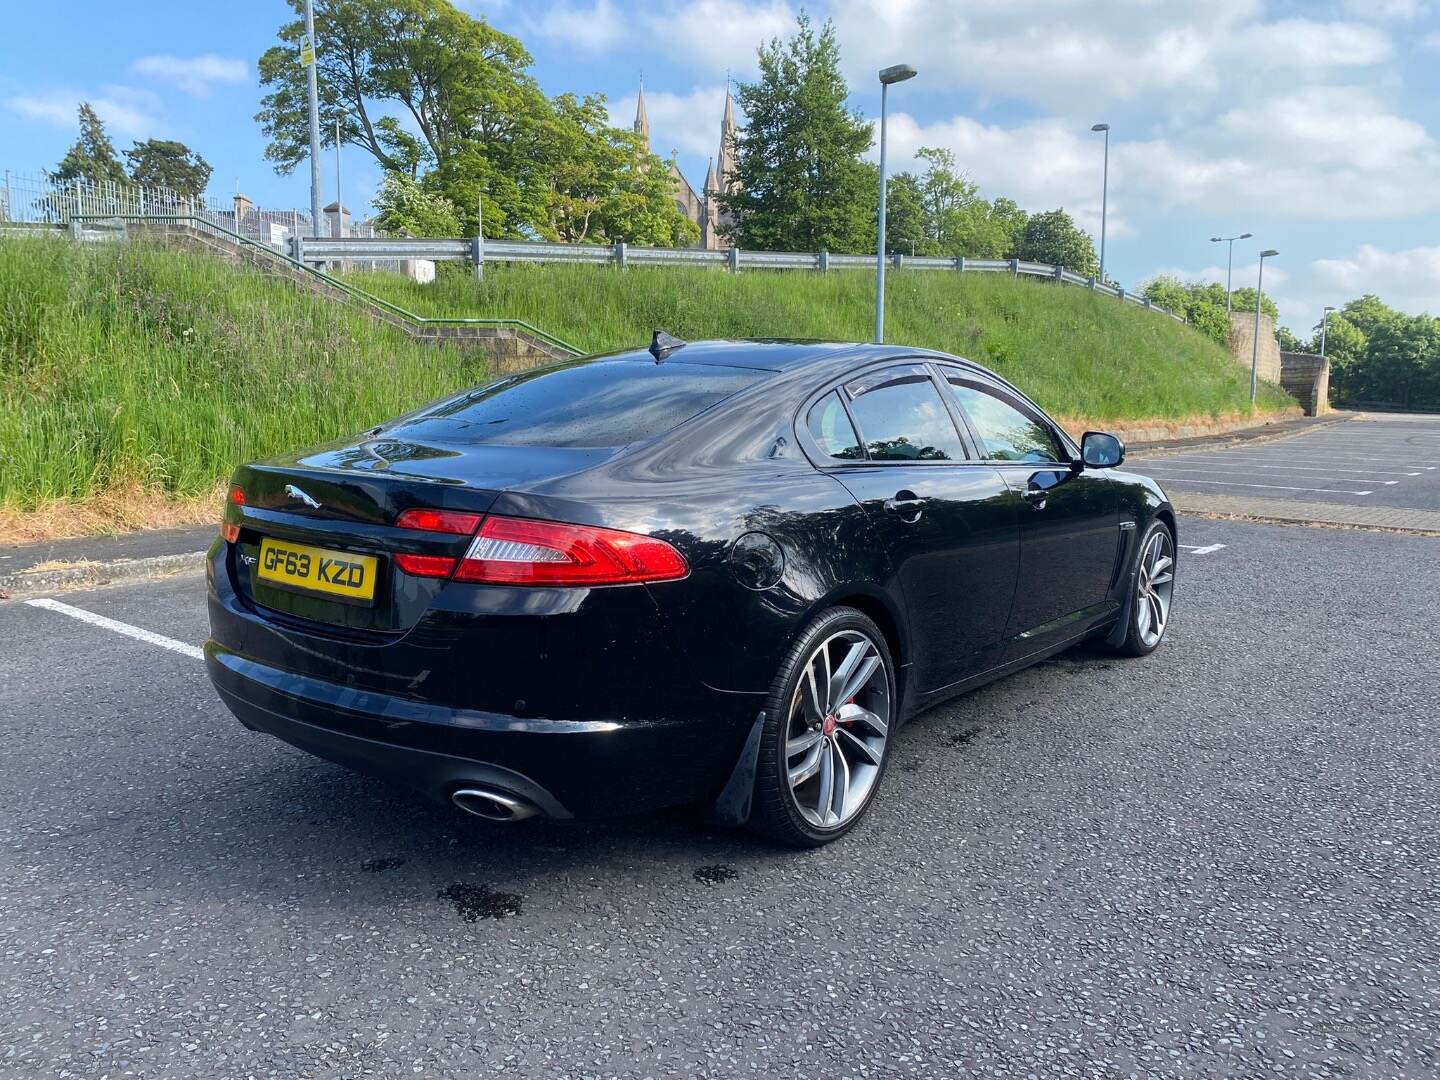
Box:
xmin=805 ymin=392 xmax=863 ymax=460
xmin=418 ymin=360 xmax=765 ymax=448
xmin=843 ymin=366 xmax=966 ymax=462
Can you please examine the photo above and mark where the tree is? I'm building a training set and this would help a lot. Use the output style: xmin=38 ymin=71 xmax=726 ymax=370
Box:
xmin=125 ymin=139 xmax=213 ymax=197
xmin=538 ymin=93 xmax=698 ymax=246
xmin=52 ymin=103 xmax=127 ymax=185
xmin=719 ymin=14 xmax=876 ymax=252
xmin=1275 ymin=325 xmax=1308 ymax=352
xmin=883 ymin=172 xmax=926 ymax=255
xmin=988 ymin=198 xmax=1028 ymax=258
xmin=1139 ymin=276 xmax=1231 ymax=345
xmin=257 ymin=0 xmax=555 ymax=236
xmin=906 ymin=147 xmax=1014 ymax=259
xmin=1230 ymin=287 xmax=1279 ymax=321
xmin=372 ymin=171 xmax=463 ymax=236
xmin=1014 ymin=208 xmax=1098 ymax=276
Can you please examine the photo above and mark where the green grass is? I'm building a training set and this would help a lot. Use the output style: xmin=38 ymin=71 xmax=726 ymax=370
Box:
xmin=1 ymin=237 xmax=1292 ymax=520
xmin=346 ymin=263 xmax=1294 ymax=424
xmin=0 ymin=237 xmax=484 ymax=511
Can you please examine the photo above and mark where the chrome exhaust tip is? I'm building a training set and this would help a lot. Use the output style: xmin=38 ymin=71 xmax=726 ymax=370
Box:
xmin=451 ymin=787 xmax=540 ymax=822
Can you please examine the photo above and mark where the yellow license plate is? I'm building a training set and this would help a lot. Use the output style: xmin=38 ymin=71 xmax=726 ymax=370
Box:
xmin=256 ymin=537 xmax=378 ymax=604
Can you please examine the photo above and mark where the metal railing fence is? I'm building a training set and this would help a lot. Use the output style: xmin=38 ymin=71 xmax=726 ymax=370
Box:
xmin=4 ymin=168 xmax=1183 ymax=324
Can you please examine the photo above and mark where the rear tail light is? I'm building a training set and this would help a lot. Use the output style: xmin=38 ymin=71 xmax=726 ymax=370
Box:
xmin=221 ymin=486 xmax=244 ymax=543
xmin=394 ymin=512 xmax=688 ymax=586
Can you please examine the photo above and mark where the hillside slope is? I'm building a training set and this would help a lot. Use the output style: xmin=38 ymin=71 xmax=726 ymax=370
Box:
xmin=1 ymin=238 xmax=1292 ymax=538
xmin=348 ymin=264 xmax=1295 ymax=426
xmin=0 ymin=238 xmax=482 ymax=529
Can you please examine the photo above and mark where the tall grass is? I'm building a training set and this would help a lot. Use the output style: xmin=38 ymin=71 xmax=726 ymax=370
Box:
xmin=347 ymin=263 xmax=1295 ymax=423
xmin=0 ymin=238 xmax=484 ymax=511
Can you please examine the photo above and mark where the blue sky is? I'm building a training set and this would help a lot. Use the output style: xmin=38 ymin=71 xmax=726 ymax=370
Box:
xmin=4 ymin=0 xmax=1440 ymax=334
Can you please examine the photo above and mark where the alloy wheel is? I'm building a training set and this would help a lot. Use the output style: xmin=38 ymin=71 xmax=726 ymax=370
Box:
xmin=784 ymin=629 xmax=891 ymax=829
xmin=1135 ymin=528 xmax=1175 ymax=648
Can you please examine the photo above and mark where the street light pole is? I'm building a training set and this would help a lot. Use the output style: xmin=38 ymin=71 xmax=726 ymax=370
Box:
xmin=1091 ymin=124 xmax=1109 ymax=283
xmin=1250 ymin=249 xmax=1279 ymax=403
xmin=1210 ymin=232 xmax=1252 ymax=314
xmin=333 ymin=117 xmax=342 ymax=238
xmin=1320 ymin=305 xmax=1336 ymax=360
xmin=302 ymin=0 xmax=322 ymax=242
xmin=875 ymin=63 xmax=917 ymax=343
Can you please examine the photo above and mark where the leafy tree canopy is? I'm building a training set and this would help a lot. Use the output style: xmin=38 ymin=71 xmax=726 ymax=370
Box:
xmin=720 ymin=14 xmax=876 ymax=252
xmin=1014 ymin=209 xmax=1098 ymax=277
xmin=125 ymin=139 xmax=213 ymax=197
xmin=52 ymin=103 xmax=127 ymax=185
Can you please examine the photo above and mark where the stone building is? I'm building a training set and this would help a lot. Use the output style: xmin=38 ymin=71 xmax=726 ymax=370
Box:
xmin=633 ymin=83 xmax=739 ymax=249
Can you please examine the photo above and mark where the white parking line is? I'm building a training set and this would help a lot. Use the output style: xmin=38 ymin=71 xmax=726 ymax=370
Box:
xmin=1180 ymin=543 xmax=1226 ymax=555
xmin=1149 ymin=464 xmax=1400 ymax=484
xmin=24 ymin=598 xmax=204 ymax=660
xmin=1146 ymin=476 xmax=1373 ymax=496
xmin=1146 ymin=459 xmax=1420 ymax=477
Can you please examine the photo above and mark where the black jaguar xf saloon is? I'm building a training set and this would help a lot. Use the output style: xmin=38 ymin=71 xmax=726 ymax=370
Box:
xmin=206 ymin=338 xmax=1176 ymax=846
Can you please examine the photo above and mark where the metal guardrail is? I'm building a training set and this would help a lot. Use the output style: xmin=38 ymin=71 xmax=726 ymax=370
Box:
xmin=70 ymin=214 xmax=584 ymax=357
xmin=295 ymin=235 xmax=1184 ymax=322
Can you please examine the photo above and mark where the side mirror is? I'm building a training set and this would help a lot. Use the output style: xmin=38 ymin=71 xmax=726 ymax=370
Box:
xmin=1081 ymin=430 xmax=1125 ymax=469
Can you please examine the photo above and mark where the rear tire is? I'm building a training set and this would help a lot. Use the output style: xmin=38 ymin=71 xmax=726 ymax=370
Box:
xmin=749 ymin=607 xmax=896 ymax=848
xmin=1111 ymin=519 xmax=1176 ymax=657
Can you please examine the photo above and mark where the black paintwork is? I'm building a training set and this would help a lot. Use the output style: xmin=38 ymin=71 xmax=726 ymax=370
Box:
xmin=206 ymin=340 xmax=1175 ymax=820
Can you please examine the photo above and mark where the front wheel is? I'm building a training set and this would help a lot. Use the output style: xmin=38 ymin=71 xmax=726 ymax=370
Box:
xmin=749 ymin=607 xmax=895 ymax=847
xmin=1111 ymin=520 xmax=1176 ymax=657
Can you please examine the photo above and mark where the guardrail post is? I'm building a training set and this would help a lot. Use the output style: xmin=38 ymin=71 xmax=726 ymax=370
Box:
xmin=1144 ymin=297 xmax=1152 ymax=309
xmin=728 ymin=246 xmax=740 ymax=273
xmin=291 ymin=232 xmax=305 ymax=265
xmin=69 ymin=218 xmax=82 ymax=242
xmin=614 ymin=241 xmax=627 ymax=269
xmin=1054 ymin=264 xmax=1064 ymax=281
xmin=471 ymin=235 xmax=484 ymax=280
xmin=1116 ymin=287 xmax=1125 ymax=303
xmin=1088 ymin=275 xmax=1097 ymax=290
xmin=1010 ymin=258 xmax=1020 ymax=276
xmin=819 ymin=250 xmax=829 ymax=274
xmin=892 ymin=253 xmax=903 ymax=270
xmin=957 ymin=256 xmax=965 ymax=273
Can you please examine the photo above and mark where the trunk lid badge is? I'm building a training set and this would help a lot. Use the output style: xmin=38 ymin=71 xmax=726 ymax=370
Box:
xmin=283 ymin=484 xmax=322 ymax=510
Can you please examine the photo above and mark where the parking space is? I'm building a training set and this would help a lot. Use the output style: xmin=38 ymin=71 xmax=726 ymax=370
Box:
xmin=2 ymin=518 xmax=1439 ymax=1077
xmin=1131 ymin=413 xmax=1440 ymax=509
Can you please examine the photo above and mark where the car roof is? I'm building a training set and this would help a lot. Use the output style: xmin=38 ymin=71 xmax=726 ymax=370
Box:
xmin=594 ymin=338 xmax=974 ymax=374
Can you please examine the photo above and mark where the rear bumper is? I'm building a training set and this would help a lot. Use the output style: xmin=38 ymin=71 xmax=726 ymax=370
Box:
xmin=205 ymin=643 xmax=758 ymax=819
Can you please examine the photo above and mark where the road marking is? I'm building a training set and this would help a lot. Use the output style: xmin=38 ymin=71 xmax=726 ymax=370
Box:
xmin=1144 ymin=459 xmax=1420 ymax=477
xmin=1180 ymin=543 xmax=1226 ymax=555
xmin=1146 ymin=476 xmax=1373 ymax=496
xmin=25 ymin=598 xmax=204 ymax=660
xmin=1146 ymin=464 xmax=1400 ymax=484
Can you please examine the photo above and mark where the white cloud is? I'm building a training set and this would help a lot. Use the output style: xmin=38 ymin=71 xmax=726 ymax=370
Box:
xmin=609 ymin=84 xmax=729 ymax=161
xmin=641 ymin=0 xmax=797 ymax=75
xmin=1237 ymin=19 xmax=1392 ymax=68
xmin=1313 ymin=244 xmax=1440 ymax=314
xmin=536 ymin=0 xmax=627 ymax=51
xmin=130 ymin=54 xmax=247 ymax=97
xmin=6 ymin=86 xmax=163 ymax=137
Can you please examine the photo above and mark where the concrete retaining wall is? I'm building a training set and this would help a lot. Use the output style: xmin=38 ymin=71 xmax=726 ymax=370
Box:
xmin=1279 ymin=351 xmax=1331 ymax=416
xmin=1228 ymin=311 xmax=1282 ymax=384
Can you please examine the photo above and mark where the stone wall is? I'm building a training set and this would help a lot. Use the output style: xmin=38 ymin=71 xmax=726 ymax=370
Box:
xmin=1228 ymin=311 xmax=1282 ymax=384
xmin=1279 ymin=351 xmax=1331 ymax=416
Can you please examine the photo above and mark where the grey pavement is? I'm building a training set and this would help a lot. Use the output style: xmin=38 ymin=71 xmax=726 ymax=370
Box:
xmin=1132 ymin=412 xmax=1440 ymax=512
xmin=1 ymin=516 xmax=1438 ymax=1077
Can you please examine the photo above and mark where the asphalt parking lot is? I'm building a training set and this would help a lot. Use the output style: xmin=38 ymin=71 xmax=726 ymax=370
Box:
xmin=2 ymin=516 xmax=1438 ymax=1078
xmin=1131 ymin=414 xmax=1440 ymax=509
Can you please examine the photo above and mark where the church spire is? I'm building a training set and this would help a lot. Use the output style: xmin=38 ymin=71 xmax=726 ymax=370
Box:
xmin=704 ymin=156 xmax=718 ymax=196
xmin=634 ymin=79 xmax=651 ymax=154
xmin=717 ymin=81 xmax=738 ymax=194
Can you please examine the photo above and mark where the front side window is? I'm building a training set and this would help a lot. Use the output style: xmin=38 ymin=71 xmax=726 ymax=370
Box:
xmin=843 ymin=366 xmax=966 ymax=462
xmin=946 ymin=378 xmax=1065 ymax=463
xmin=805 ymin=391 xmax=864 ymax=460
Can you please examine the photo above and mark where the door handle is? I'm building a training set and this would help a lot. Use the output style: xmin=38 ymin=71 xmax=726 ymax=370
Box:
xmin=883 ymin=492 xmax=928 ymax=520
xmin=1022 ymin=484 xmax=1048 ymax=509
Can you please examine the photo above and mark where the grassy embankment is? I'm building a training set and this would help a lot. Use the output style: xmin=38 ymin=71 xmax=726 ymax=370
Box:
xmin=1 ymin=238 xmax=1292 ymax=541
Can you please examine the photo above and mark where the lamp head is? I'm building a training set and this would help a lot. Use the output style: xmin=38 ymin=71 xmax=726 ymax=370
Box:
xmin=1240 ymin=232 xmax=1253 ymax=239
xmin=1324 ymin=305 xmax=1336 ymax=313
xmin=879 ymin=64 xmax=918 ymax=85
xmin=1260 ymin=249 xmax=1279 ymax=258
xmin=1091 ymin=123 xmax=1110 ymax=132
xmin=1209 ymin=237 xmax=1223 ymax=243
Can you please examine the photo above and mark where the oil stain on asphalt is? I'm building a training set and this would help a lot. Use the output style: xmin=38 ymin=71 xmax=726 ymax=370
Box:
xmin=438 ymin=883 xmax=523 ymax=922
xmin=360 ymin=856 xmax=405 ymax=873
xmin=945 ymin=725 xmax=986 ymax=748
xmin=693 ymin=864 xmax=738 ymax=887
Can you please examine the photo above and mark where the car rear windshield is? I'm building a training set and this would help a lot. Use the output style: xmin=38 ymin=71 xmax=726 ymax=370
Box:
xmin=413 ymin=359 xmax=766 ymax=448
